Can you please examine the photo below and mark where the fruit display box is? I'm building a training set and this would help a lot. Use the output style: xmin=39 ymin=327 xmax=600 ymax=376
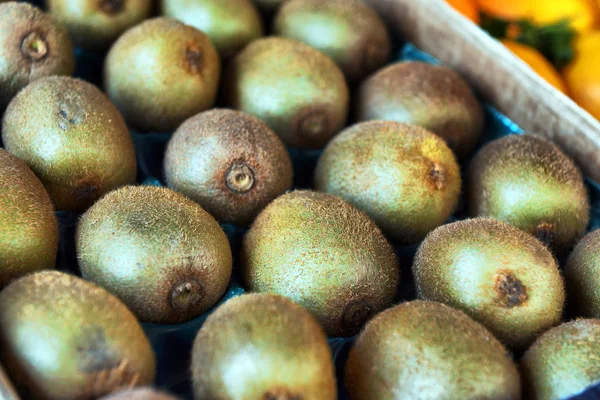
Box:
xmin=3 ymin=0 xmax=600 ymax=399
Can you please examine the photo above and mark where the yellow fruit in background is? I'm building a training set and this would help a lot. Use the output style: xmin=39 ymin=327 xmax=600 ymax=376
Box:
xmin=563 ymin=31 xmax=600 ymax=120
xmin=477 ymin=0 xmax=598 ymax=33
xmin=446 ymin=0 xmax=480 ymax=24
xmin=502 ymin=40 xmax=569 ymax=94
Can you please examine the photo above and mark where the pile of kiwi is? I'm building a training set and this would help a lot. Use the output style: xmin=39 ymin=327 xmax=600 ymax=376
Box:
xmin=1 ymin=0 xmax=599 ymax=399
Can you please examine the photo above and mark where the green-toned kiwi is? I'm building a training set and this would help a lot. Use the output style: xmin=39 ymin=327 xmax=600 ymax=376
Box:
xmin=0 ymin=149 xmax=58 ymax=287
xmin=468 ymin=134 xmax=590 ymax=253
xmin=162 ymin=0 xmax=263 ymax=59
xmin=273 ymin=0 xmax=391 ymax=83
xmin=224 ymin=37 xmax=349 ymax=149
xmin=0 ymin=362 xmax=20 ymax=400
xmin=164 ymin=109 xmax=293 ymax=226
xmin=356 ymin=61 xmax=484 ymax=158
xmin=76 ymin=185 xmax=233 ymax=324
xmin=104 ymin=17 xmax=221 ymax=132
xmin=241 ymin=190 xmax=399 ymax=337
xmin=414 ymin=218 xmax=565 ymax=350
xmin=565 ymin=229 xmax=600 ymax=318
xmin=0 ymin=2 xmax=75 ymax=111
xmin=46 ymin=0 xmax=152 ymax=51
xmin=345 ymin=300 xmax=521 ymax=400
xmin=191 ymin=294 xmax=337 ymax=400
xmin=521 ymin=319 xmax=600 ymax=400
xmin=2 ymin=76 xmax=137 ymax=212
xmin=99 ymin=388 xmax=181 ymax=400
xmin=315 ymin=121 xmax=461 ymax=243
xmin=0 ymin=271 xmax=155 ymax=400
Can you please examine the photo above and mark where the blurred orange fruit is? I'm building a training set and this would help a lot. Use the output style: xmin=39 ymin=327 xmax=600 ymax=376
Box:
xmin=446 ymin=0 xmax=480 ymax=24
xmin=563 ymin=31 xmax=600 ymax=120
xmin=501 ymin=40 xmax=569 ymax=94
xmin=477 ymin=0 xmax=598 ymax=33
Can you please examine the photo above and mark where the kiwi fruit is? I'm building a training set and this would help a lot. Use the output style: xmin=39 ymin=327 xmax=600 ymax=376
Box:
xmin=0 ymin=2 xmax=75 ymax=111
xmin=565 ymin=229 xmax=600 ymax=318
xmin=345 ymin=300 xmax=521 ymax=399
xmin=0 ymin=362 xmax=20 ymax=400
xmin=413 ymin=218 xmax=565 ymax=350
xmin=2 ymin=76 xmax=137 ymax=212
xmin=76 ymin=185 xmax=233 ymax=324
xmin=0 ymin=270 xmax=155 ymax=400
xmin=164 ymin=109 xmax=293 ymax=226
xmin=468 ymin=134 xmax=590 ymax=253
xmin=0 ymin=149 xmax=58 ymax=287
xmin=224 ymin=37 xmax=349 ymax=149
xmin=46 ymin=0 xmax=152 ymax=51
xmin=241 ymin=190 xmax=399 ymax=337
xmin=521 ymin=319 xmax=600 ymax=400
xmin=191 ymin=293 xmax=336 ymax=400
xmin=273 ymin=0 xmax=391 ymax=83
xmin=315 ymin=121 xmax=461 ymax=243
xmin=161 ymin=0 xmax=263 ymax=59
xmin=104 ymin=17 xmax=221 ymax=132
xmin=356 ymin=61 xmax=484 ymax=158
xmin=99 ymin=388 xmax=181 ymax=400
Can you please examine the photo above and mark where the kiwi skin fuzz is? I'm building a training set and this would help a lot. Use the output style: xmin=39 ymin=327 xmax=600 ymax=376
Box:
xmin=565 ymin=229 xmax=600 ymax=318
xmin=273 ymin=0 xmax=391 ymax=83
xmin=46 ymin=0 xmax=152 ymax=51
xmin=164 ymin=109 xmax=293 ymax=227
xmin=0 ymin=149 xmax=58 ymax=288
xmin=356 ymin=61 xmax=484 ymax=158
xmin=192 ymin=294 xmax=336 ymax=400
xmin=0 ymin=2 xmax=75 ymax=111
xmin=468 ymin=134 xmax=589 ymax=254
xmin=241 ymin=190 xmax=399 ymax=337
xmin=521 ymin=319 xmax=600 ymax=400
xmin=99 ymin=388 xmax=181 ymax=400
xmin=345 ymin=301 xmax=521 ymax=400
xmin=315 ymin=121 xmax=461 ymax=244
xmin=162 ymin=0 xmax=263 ymax=59
xmin=413 ymin=218 xmax=565 ymax=350
xmin=224 ymin=37 xmax=349 ymax=149
xmin=76 ymin=185 xmax=233 ymax=325
xmin=2 ymin=76 xmax=137 ymax=212
xmin=0 ymin=271 xmax=156 ymax=400
xmin=104 ymin=17 xmax=221 ymax=133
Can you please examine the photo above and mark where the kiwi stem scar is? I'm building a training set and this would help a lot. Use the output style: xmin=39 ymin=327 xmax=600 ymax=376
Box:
xmin=21 ymin=32 xmax=48 ymax=61
xmin=226 ymin=163 xmax=255 ymax=194
xmin=495 ymin=272 xmax=527 ymax=308
xmin=186 ymin=45 xmax=203 ymax=75
xmin=430 ymin=162 xmax=447 ymax=190
xmin=169 ymin=280 xmax=202 ymax=311
xmin=100 ymin=0 xmax=124 ymax=15
xmin=298 ymin=112 xmax=328 ymax=138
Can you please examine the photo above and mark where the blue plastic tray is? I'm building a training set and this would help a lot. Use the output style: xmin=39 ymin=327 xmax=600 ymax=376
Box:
xmin=10 ymin=3 xmax=600 ymax=396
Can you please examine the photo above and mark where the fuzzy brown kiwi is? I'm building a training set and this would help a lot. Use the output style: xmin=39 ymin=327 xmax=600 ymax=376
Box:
xmin=0 ymin=2 xmax=75 ymax=111
xmin=273 ymin=0 xmax=391 ymax=83
xmin=164 ymin=109 xmax=293 ymax=227
xmin=104 ymin=17 xmax=221 ymax=133
xmin=521 ymin=319 xmax=600 ymax=400
xmin=314 ymin=121 xmax=461 ymax=244
xmin=565 ymin=229 xmax=600 ymax=318
xmin=413 ymin=218 xmax=565 ymax=350
xmin=241 ymin=190 xmax=399 ymax=337
xmin=161 ymin=0 xmax=263 ymax=59
xmin=224 ymin=37 xmax=349 ymax=149
xmin=0 ymin=270 xmax=156 ymax=400
xmin=46 ymin=0 xmax=152 ymax=51
xmin=0 ymin=149 xmax=58 ymax=287
xmin=99 ymin=388 xmax=181 ymax=400
xmin=356 ymin=61 xmax=484 ymax=158
xmin=76 ymin=185 xmax=233 ymax=324
xmin=345 ymin=301 xmax=521 ymax=399
xmin=468 ymin=134 xmax=590 ymax=253
xmin=191 ymin=294 xmax=337 ymax=400
xmin=1 ymin=76 xmax=137 ymax=212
